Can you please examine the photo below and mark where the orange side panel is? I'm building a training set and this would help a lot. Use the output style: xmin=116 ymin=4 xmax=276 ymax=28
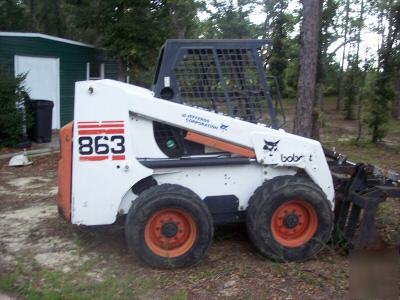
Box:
xmin=57 ymin=122 xmax=73 ymax=221
xmin=185 ymin=131 xmax=256 ymax=158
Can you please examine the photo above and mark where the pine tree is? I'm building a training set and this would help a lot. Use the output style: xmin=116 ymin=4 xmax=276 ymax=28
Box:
xmin=0 ymin=0 xmax=30 ymax=31
xmin=336 ymin=0 xmax=351 ymax=111
xmin=204 ymin=0 xmax=260 ymax=38
xmin=343 ymin=0 xmax=365 ymax=120
xmin=293 ymin=0 xmax=322 ymax=138
xmin=167 ymin=0 xmax=204 ymax=38
xmin=70 ymin=0 xmax=202 ymax=86
xmin=368 ymin=0 xmax=399 ymax=142
xmin=262 ymin=0 xmax=294 ymax=96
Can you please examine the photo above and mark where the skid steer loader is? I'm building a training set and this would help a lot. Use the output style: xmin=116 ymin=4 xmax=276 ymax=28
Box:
xmin=58 ymin=40 xmax=400 ymax=268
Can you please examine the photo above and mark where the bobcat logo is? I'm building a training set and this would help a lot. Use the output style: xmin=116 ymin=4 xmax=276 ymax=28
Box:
xmin=281 ymin=154 xmax=304 ymax=163
xmin=220 ymin=124 xmax=229 ymax=131
xmin=263 ymin=140 xmax=280 ymax=156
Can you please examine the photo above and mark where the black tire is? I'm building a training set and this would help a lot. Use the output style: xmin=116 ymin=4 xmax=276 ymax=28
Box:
xmin=246 ymin=175 xmax=333 ymax=262
xmin=125 ymin=184 xmax=213 ymax=268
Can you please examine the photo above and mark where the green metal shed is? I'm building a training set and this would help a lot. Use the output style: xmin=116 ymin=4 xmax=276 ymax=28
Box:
xmin=0 ymin=32 xmax=119 ymax=129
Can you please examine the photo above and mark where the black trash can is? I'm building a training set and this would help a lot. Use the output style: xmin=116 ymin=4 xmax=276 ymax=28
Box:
xmin=28 ymin=100 xmax=54 ymax=143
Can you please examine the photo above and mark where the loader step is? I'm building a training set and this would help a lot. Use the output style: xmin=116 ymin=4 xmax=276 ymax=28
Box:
xmin=139 ymin=156 xmax=252 ymax=168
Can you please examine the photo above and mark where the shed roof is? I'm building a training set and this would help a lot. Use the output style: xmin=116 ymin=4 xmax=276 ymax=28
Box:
xmin=0 ymin=32 xmax=95 ymax=48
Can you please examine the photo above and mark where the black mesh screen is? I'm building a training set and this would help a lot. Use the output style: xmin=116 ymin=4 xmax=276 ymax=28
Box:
xmin=153 ymin=45 xmax=279 ymax=158
xmin=174 ymin=48 xmax=270 ymax=124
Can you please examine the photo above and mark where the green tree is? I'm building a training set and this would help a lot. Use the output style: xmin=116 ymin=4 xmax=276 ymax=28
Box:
xmin=336 ymin=0 xmax=351 ymax=111
xmin=343 ymin=0 xmax=366 ymax=120
xmin=355 ymin=54 xmax=374 ymax=141
xmin=167 ymin=0 xmax=204 ymax=38
xmin=262 ymin=0 xmax=295 ymax=96
xmin=69 ymin=0 xmax=202 ymax=86
xmin=389 ymin=1 xmax=400 ymax=119
xmin=0 ymin=0 xmax=30 ymax=31
xmin=393 ymin=47 xmax=400 ymax=119
xmin=284 ymin=35 xmax=301 ymax=98
xmin=368 ymin=0 xmax=399 ymax=142
xmin=204 ymin=0 xmax=260 ymax=38
xmin=73 ymin=0 xmax=170 ymax=86
xmin=0 ymin=71 xmax=31 ymax=147
xmin=368 ymin=0 xmax=400 ymax=142
xmin=30 ymin=0 xmax=67 ymax=37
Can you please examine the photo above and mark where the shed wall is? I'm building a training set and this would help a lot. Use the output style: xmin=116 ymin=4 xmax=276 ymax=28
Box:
xmin=0 ymin=36 xmax=118 ymax=126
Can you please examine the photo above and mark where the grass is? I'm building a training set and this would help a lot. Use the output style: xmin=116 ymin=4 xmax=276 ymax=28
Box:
xmin=0 ymin=255 xmax=198 ymax=300
xmin=386 ymin=117 xmax=400 ymax=135
xmin=138 ymin=276 xmax=160 ymax=292
xmin=0 ymin=274 xmax=16 ymax=292
xmin=0 ymin=257 xmax=138 ymax=300
xmin=323 ymin=138 xmax=400 ymax=168
xmin=376 ymin=200 xmax=400 ymax=245
xmin=170 ymin=290 xmax=187 ymax=300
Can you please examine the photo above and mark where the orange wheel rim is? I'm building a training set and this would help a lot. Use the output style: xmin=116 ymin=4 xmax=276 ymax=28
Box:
xmin=271 ymin=200 xmax=318 ymax=248
xmin=144 ymin=208 xmax=197 ymax=258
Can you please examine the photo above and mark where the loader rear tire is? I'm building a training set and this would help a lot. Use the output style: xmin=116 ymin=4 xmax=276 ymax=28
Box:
xmin=246 ymin=176 xmax=333 ymax=262
xmin=125 ymin=184 xmax=213 ymax=268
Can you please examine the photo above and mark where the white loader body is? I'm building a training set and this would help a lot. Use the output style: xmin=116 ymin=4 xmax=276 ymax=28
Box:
xmin=71 ymin=79 xmax=334 ymax=225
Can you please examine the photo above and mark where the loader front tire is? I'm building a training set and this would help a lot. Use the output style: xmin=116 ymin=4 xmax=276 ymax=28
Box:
xmin=125 ymin=184 xmax=213 ymax=268
xmin=246 ymin=176 xmax=333 ymax=262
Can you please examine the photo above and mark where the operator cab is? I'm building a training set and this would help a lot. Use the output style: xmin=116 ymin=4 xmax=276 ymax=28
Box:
xmin=152 ymin=39 xmax=285 ymax=157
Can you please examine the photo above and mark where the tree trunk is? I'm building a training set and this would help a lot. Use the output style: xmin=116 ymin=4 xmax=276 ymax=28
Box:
xmin=293 ymin=0 xmax=322 ymax=138
xmin=336 ymin=0 xmax=350 ymax=111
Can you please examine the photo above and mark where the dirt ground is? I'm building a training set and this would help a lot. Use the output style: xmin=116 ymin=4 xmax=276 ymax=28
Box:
xmin=0 ymin=98 xmax=399 ymax=299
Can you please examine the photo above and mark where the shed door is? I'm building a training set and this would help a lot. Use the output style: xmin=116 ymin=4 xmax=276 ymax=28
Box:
xmin=15 ymin=55 xmax=60 ymax=129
